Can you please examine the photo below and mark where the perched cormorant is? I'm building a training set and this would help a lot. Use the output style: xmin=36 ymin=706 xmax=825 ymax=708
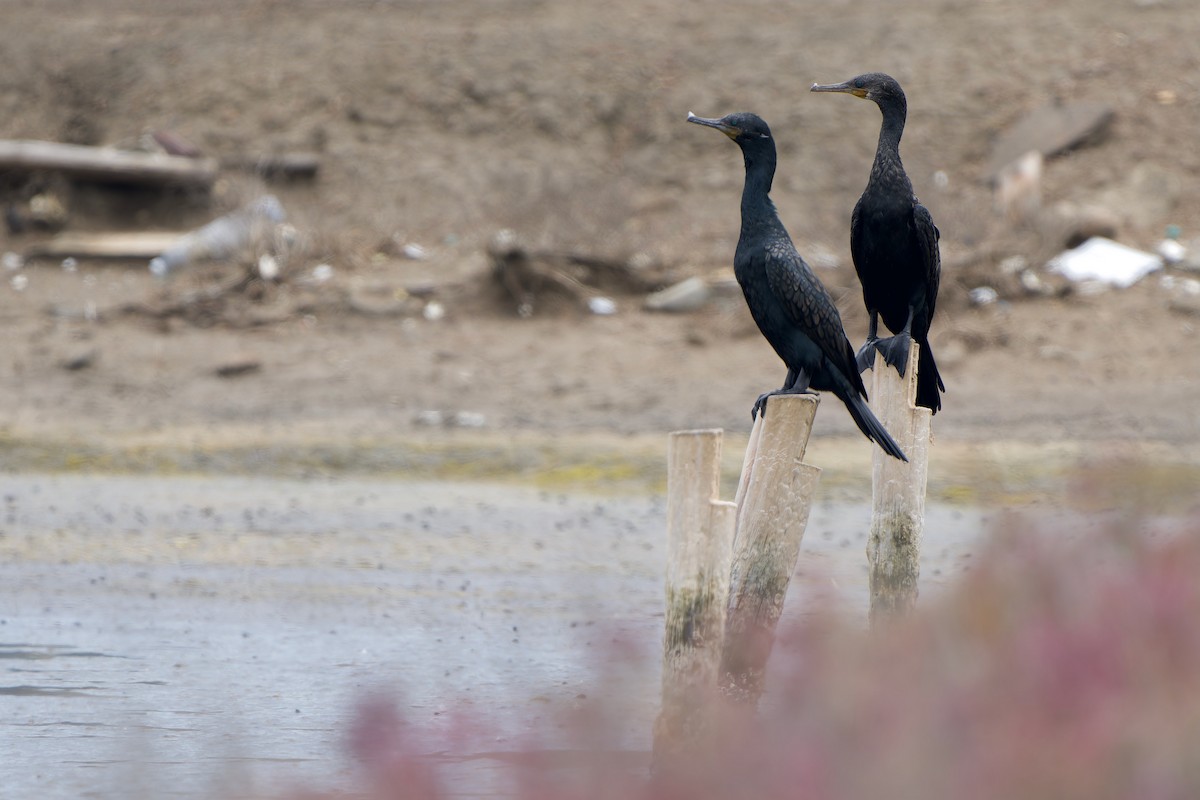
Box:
xmin=810 ymin=73 xmax=944 ymax=414
xmin=687 ymin=111 xmax=907 ymax=462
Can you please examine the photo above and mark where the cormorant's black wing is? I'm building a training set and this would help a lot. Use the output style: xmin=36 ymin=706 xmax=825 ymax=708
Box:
xmin=763 ymin=238 xmax=862 ymax=387
xmin=912 ymin=201 xmax=941 ymax=324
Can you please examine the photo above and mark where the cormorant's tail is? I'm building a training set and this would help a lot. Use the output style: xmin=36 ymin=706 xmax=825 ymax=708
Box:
xmin=844 ymin=392 xmax=908 ymax=462
xmin=916 ymin=342 xmax=944 ymax=415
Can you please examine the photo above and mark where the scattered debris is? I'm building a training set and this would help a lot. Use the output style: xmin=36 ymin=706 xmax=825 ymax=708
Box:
xmin=400 ymin=242 xmax=428 ymax=260
xmin=587 ymin=296 xmax=617 ymax=315
xmin=61 ymin=257 xmax=78 ymax=273
xmin=644 ymin=276 xmax=711 ymax=312
xmin=1157 ymin=238 xmax=1186 ymax=265
xmin=487 ymin=229 xmax=669 ymax=317
xmin=1020 ymin=269 xmax=1054 ymax=296
xmin=987 ymin=101 xmax=1114 ymax=180
xmin=422 ymin=301 xmax=446 ymax=321
xmin=60 ymin=349 xmax=97 ymax=371
xmin=1047 ymin=237 xmax=1162 ymax=289
xmin=2 ymin=252 xmax=23 ymax=270
xmin=968 ymin=286 xmax=999 ymax=306
xmin=257 ymin=253 xmax=280 ymax=281
xmin=0 ymin=139 xmax=218 ymax=187
xmin=6 ymin=191 xmax=69 ymax=233
xmin=150 ymin=129 xmax=203 ymax=158
xmin=149 ymin=195 xmax=287 ymax=277
xmin=993 ymin=150 xmax=1042 ymax=223
xmin=214 ymin=359 xmax=262 ymax=378
xmin=414 ymin=409 xmax=487 ymax=428
xmin=221 ymin=152 xmax=321 ymax=182
xmin=10 ymin=273 xmax=28 ymax=292
xmin=310 ymin=263 xmax=335 ymax=284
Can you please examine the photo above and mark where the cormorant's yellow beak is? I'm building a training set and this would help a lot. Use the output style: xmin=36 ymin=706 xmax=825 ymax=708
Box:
xmin=687 ymin=112 xmax=740 ymax=140
xmin=810 ymin=81 xmax=868 ymax=99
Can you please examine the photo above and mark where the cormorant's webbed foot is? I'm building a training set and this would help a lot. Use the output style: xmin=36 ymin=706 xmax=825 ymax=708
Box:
xmin=751 ymin=383 xmax=816 ymax=420
xmin=855 ymin=337 xmax=882 ymax=374
xmin=751 ymin=390 xmax=778 ymax=420
xmin=875 ymin=332 xmax=913 ymax=376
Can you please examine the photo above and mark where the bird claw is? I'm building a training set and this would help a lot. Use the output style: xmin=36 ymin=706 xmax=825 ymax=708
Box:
xmin=751 ymin=391 xmax=774 ymax=421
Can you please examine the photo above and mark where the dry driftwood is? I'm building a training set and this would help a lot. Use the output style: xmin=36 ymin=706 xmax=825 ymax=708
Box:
xmin=0 ymin=140 xmax=218 ymax=187
xmin=25 ymin=231 xmax=186 ymax=261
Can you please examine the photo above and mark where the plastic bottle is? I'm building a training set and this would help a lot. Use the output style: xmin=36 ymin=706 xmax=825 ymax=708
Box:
xmin=149 ymin=195 xmax=286 ymax=277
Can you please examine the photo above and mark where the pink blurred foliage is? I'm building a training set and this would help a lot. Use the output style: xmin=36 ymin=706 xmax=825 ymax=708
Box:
xmin=294 ymin=511 xmax=1200 ymax=800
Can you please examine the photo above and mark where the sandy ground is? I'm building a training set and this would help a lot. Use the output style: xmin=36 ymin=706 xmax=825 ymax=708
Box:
xmin=0 ymin=0 xmax=1198 ymax=461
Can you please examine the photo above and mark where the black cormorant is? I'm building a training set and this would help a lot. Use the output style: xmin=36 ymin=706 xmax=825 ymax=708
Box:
xmin=810 ymin=73 xmax=944 ymax=414
xmin=687 ymin=111 xmax=906 ymax=461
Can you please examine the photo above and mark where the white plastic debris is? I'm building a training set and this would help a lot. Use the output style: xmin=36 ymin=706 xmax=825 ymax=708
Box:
xmin=257 ymin=253 xmax=280 ymax=281
xmin=2 ymin=251 xmax=23 ymax=271
xmin=401 ymin=242 xmax=429 ymax=260
xmin=999 ymin=255 xmax=1028 ymax=275
xmin=1020 ymin=270 xmax=1047 ymax=294
xmin=414 ymin=410 xmax=444 ymax=427
xmin=969 ymin=286 xmax=999 ymax=306
xmin=311 ymin=263 xmax=334 ymax=283
xmin=1046 ymin=237 xmax=1162 ymax=289
xmin=453 ymin=411 xmax=486 ymax=428
xmin=1157 ymin=238 xmax=1186 ymax=264
xmin=422 ymin=301 xmax=445 ymax=321
xmin=10 ymin=273 xmax=28 ymax=292
xmin=587 ymin=296 xmax=617 ymax=315
xmin=61 ymin=257 xmax=78 ymax=273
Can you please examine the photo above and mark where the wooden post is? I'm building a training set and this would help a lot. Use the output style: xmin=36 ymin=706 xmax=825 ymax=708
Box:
xmin=653 ymin=430 xmax=738 ymax=762
xmin=867 ymin=345 xmax=932 ymax=623
xmin=720 ymin=394 xmax=821 ymax=705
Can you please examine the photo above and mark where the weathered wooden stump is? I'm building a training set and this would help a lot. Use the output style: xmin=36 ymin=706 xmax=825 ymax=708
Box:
xmin=867 ymin=344 xmax=932 ymax=624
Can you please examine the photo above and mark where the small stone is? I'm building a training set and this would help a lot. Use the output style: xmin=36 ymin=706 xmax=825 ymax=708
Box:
xmin=214 ymin=359 xmax=261 ymax=378
xmin=587 ymin=296 xmax=617 ymax=315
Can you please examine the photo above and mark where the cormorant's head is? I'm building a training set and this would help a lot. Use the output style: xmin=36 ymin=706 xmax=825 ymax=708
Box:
xmin=686 ymin=111 xmax=773 ymax=149
xmin=810 ymin=72 xmax=906 ymax=109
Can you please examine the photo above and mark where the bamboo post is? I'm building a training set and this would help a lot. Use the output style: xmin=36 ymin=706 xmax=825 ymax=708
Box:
xmin=719 ymin=394 xmax=822 ymax=705
xmin=867 ymin=344 xmax=932 ymax=623
xmin=653 ymin=430 xmax=738 ymax=762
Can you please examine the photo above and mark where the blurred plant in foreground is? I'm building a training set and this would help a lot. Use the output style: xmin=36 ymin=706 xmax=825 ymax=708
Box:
xmin=300 ymin=511 xmax=1200 ymax=800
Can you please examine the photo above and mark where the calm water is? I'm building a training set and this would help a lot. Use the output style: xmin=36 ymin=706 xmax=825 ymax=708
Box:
xmin=0 ymin=473 xmax=989 ymax=798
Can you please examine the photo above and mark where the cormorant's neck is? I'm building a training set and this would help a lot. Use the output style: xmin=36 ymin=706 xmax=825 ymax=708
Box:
xmin=738 ymin=144 xmax=778 ymax=234
xmin=870 ymin=97 xmax=908 ymax=181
